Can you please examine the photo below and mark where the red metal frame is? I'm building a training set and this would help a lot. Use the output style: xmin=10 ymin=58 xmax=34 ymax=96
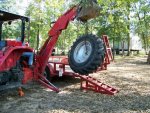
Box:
xmin=97 ymin=35 xmax=113 ymax=71
xmin=36 ymin=6 xmax=77 ymax=75
xmin=20 ymin=6 xmax=78 ymax=92
xmin=0 ymin=5 xmax=118 ymax=95
xmin=79 ymin=75 xmax=118 ymax=95
xmin=0 ymin=46 xmax=33 ymax=71
xmin=47 ymin=35 xmax=118 ymax=95
xmin=0 ymin=6 xmax=78 ymax=91
xmin=30 ymin=6 xmax=78 ymax=91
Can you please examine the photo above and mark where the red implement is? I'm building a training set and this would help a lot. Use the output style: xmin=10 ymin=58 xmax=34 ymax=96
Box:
xmin=47 ymin=35 xmax=118 ymax=95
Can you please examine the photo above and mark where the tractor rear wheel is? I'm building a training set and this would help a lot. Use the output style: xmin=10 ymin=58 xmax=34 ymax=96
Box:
xmin=68 ymin=34 xmax=105 ymax=75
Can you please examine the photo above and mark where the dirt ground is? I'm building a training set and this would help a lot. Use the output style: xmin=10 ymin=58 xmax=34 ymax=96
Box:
xmin=0 ymin=56 xmax=150 ymax=113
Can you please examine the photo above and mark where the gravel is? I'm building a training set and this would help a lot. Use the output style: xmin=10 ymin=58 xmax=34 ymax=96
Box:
xmin=0 ymin=56 xmax=150 ymax=113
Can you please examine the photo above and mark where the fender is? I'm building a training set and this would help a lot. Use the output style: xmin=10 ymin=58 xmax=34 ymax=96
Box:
xmin=0 ymin=46 xmax=33 ymax=71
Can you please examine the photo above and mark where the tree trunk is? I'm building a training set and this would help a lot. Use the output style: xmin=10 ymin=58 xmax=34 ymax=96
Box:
xmin=136 ymin=6 xmax=148 ymax=55
xmin=144 ymin=11 xmax=149 ymax=54
xmin=147 ymin=51 xmax=150 ymax=64
xmin=85 ymin=22 xmax=89 ymax=34
xmin=121 ymin=41 xmax=125 ymax=56
xmin=142 ymin=33 xmax=147 ymax=54
xmin=36 ymin=24 xmax=40 ymax=51
xmin=112 ymin=37 xmax=115 ymax=60
xmin=127 ymin=2 xmax=130 ymax=56
xmin=127 ymin=30 xmax=130 ymax=56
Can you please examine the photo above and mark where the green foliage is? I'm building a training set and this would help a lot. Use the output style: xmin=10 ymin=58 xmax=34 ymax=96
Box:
xmin=25 ymin=0 xmax=150 ymax=54
xmin=132 ymin=0 xmax=150 ymax=53
xmin=25 ymin=0 xmax=67 ymax=49
xmin=2 ymin=21 xmax=22 ymax=39
xmin=0 ymin=0 xmax=16 ymax=12
xmin=1 ymin=0 xmax=149 ymax=55
xmin=0 ymin=0 xmax=22 ymax=39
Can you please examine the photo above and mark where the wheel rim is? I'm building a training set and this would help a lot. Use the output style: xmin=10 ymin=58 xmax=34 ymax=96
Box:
xmin=73 ymin=41 xmax=92 ymax=63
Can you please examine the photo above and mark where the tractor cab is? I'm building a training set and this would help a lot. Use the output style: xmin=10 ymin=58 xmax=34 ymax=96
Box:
xmin=0 ymin=10 xmax=33 ymax=72
xmin=0 ymin=10 xmax=29 ymax=49
xmin=0 ymin=10 xmax=33 ymax=88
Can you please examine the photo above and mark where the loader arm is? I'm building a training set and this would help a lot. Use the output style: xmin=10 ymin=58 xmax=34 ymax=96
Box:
xmin=36 ymin=6 xmax=77 ymax=74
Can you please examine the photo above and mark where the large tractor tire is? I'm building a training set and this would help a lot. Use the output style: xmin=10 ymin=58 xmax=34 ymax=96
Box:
xmin=68 ymin=34 xmax=105 ymax=75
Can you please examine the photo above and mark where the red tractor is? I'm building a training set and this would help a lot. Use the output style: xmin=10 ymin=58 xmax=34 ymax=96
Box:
xmin=0 ymin=10 xmax=33 ymax=90
xmin=0 ymin=1 xmax=118 ymax=95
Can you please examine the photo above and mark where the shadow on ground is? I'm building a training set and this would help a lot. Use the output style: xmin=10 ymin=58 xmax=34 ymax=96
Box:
xmin=0 ymin=56 xmax=150 ymax=113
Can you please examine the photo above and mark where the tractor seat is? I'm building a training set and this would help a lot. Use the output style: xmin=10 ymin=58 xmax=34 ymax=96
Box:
xmin=0 ymin=40 xmax=7 ymax=50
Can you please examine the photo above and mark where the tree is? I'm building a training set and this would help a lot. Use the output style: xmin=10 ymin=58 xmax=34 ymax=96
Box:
xmin=2 ymin=0 xmax=148 ymax=57
xmin=26 ymin=0 xmax=72 ymax=51
xmin=133 ymin=0 xmax=150 ymax=54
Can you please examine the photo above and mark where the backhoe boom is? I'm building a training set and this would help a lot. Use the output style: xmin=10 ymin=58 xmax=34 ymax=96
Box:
xmin=37 ymin=6 xmax=77 ymax=74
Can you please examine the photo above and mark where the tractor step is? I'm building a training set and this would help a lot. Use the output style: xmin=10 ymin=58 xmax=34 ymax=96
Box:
xmin=75 ymin=74 xmax=118 ymax=95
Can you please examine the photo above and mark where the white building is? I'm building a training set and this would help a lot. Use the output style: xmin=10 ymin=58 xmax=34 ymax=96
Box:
xmin=114 ymin=34 xmax=142 ymax=50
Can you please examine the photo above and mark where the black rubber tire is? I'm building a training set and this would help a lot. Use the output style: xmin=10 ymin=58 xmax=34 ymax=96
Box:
xmin=68 ymin=34 xmax=105 ymax=75
xmin=44 ymin=66 xmax=51 ymax=81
